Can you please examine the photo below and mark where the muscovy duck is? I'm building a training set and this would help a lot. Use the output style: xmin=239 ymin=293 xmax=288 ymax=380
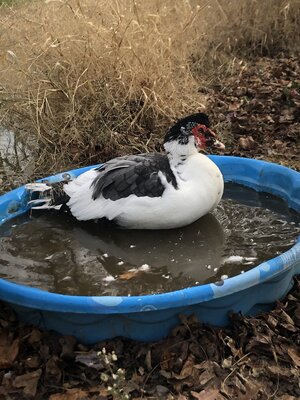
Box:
xmin=26 ymin=113 xmax=225 ymax=229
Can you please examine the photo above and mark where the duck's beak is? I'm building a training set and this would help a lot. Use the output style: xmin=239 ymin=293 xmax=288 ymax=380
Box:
xmin=207 ymin=129 xmax=226 ymax=151
xmin=213 ymin=138 xmax=226 ymax=151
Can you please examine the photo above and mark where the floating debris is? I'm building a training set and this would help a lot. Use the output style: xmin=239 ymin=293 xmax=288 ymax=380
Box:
xmin=102 ymin=275 xmax=115 ymax=282
xmin=61 ymin=276 xmax=72 ymax=282
xmin=222 ymin=255 xmax=258 ymax=264
xmin=222 ymin=255 xmax=244 ymax=264
xmin=139 ymin=264 xmax=150 ymax=272
xmin=220 ymin=274 xmax=229 ymax=280
xmin=214 ymin=280 xmax=224 ymax=286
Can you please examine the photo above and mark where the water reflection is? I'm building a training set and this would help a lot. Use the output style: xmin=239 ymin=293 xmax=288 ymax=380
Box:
xmin=74 ymin=212 xmax=225 ymax=282
xmin=0 ymin=127 xmax=34 ymax=192
xmin=0 ymin=211 xmax=226 ymax=296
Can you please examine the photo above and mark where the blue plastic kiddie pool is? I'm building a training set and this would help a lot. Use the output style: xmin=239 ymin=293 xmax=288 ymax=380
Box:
xmin=0 ymin=156 xmax=299 ymax=343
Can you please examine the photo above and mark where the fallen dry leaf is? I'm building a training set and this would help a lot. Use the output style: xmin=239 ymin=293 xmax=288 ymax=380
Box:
xmin=266 ymin=363 xmax=293 ymax=379
xmin=228 ymin=101 xmax=240 ymax=111
xmin=177 ymin=395 xmax=188 ymax=400
xmin=191 ymin=388 xmax=223 ymax=399
xmin=175 ymin=355 xmax=195 ymax=380
xmin=238 ymin=136 xmax=257 ymax=150
xmin=145 ymin=349 xmax=152 ymax=371
xmin=119 ymin=270 xmax=140 ymax=280
xmin=27 ymin=328 xmax=42 ymax=345
xmin=25 ymin=355 xmax=41 ymax=369
xmin=60 ymin=335 xmax=77 ymax=359
xmin=0 ymin=332 xmax=19 ymax=368
xmin=49 ymin=388 xmax=89 ymax=400
xmin=286 ymin=346 xmax=300 ymax=367
xmin=196 ymin=361 xmax=221 ymax=387
xmin=45 ymin=356 xmax=62 ymax=384
xmin=13 ymin=369 xmax=42 ymax=398
xmin=75 ymin=351 xmax=104 ymax=370
xmin=294 ymin=305 xmax=300 ymax=326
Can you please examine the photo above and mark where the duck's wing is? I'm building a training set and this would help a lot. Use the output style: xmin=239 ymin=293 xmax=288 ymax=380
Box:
xmin=91 ymin=153 xmax=178 ymax=201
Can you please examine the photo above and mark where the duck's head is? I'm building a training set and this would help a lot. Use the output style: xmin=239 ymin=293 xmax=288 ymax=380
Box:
xmin=164 ymin=113 xmax=225 ymax=155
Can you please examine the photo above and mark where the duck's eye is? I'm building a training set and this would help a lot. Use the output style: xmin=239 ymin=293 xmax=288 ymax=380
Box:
xmin=191 ymin=124 xmax=207 ymax=137
xmin=194 ymin=124 xmax=208 ymax=135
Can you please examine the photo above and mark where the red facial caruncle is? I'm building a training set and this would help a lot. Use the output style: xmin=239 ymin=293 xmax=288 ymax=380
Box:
xmin=191 ymin=124 xmax=225 ymax=150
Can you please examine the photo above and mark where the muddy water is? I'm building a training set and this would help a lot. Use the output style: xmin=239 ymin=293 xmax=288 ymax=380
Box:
xmin=0 ymin=183 xmax=299 ymax=296
xmin=0 ymin=128 xmax=35 ymax=193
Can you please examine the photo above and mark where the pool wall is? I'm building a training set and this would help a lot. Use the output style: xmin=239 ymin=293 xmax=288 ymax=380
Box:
xmin=0 ymin=156 xmax=299 ymax=343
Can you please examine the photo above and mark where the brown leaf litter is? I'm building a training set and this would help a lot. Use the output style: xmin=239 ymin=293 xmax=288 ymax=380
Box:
xmin=207 ymin=56 xmax=300 ymax=171
xmin=0 ymin=276 xmax=299 ymax=400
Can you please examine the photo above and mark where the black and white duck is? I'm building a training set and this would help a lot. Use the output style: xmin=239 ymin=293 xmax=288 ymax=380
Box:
xmin=26 ymin=113 xmax=225 ymax=229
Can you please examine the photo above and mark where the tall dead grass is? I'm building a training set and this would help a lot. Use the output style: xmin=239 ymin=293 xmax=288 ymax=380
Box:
xmin=0 ymin=0 xmax=208 ymax=171
xmin=192 ymin=0 xmax=300 ymax=78
xmin=0 ymin=0 xmax=299 ymax=172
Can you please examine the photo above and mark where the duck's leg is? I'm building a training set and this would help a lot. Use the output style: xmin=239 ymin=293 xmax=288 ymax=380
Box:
xmin=25 ymin=181 xmax=70 ymax=211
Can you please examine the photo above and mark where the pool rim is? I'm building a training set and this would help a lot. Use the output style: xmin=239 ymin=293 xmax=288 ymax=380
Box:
xmin=0 ymin=155 xmax=299 ymax=315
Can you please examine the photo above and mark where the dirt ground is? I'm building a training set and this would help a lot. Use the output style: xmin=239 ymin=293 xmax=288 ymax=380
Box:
xmin=0 ymin=56 xmax=299 ymax=399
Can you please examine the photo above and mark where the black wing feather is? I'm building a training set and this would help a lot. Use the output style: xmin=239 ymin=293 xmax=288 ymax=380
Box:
xmin=91 ymin=154 xmax=178 ymax=201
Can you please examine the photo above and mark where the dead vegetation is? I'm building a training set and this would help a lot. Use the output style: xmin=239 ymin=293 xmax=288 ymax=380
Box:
xmin=0 ymin=0 xmax=205 ymax=171
xmin=0 ymin=0 xmax=299 ymax=173
xmin=206 ymin=56 xmax=300 ymax=171
xmin=191 ymin=0 xmax=300 ymax=79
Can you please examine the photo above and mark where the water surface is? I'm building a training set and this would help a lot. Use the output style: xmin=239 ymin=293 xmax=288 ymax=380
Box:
xmin=0 ymin=183 xmax=299 ymax=296
xmin=0 ymin=127 xmax=34 ymax=193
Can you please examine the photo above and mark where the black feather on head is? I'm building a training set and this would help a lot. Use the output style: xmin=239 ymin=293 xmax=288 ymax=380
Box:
xmin=164 ymin=113 xmax=210 ymax=144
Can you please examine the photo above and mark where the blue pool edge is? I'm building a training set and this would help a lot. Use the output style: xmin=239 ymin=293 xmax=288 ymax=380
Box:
xmin=0 ymin=156 xmax=299 ymax=343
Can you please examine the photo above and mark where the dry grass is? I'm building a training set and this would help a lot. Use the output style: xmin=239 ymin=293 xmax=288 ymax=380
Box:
xmin=192 ymin=0 xmax=300 ymax=80
xmin=0 ymin=0 xmax=208 ymax=171
xmin=0 ymin=0 xmax=299 ymax=173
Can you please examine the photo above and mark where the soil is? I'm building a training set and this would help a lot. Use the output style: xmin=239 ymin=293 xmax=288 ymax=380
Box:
xmin=0 ymin=56 xmax=299 ymax=399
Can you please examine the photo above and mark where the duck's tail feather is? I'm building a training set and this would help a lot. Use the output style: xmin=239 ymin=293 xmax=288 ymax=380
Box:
xmin=25 ymin=181 xmax=70 ymax=211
